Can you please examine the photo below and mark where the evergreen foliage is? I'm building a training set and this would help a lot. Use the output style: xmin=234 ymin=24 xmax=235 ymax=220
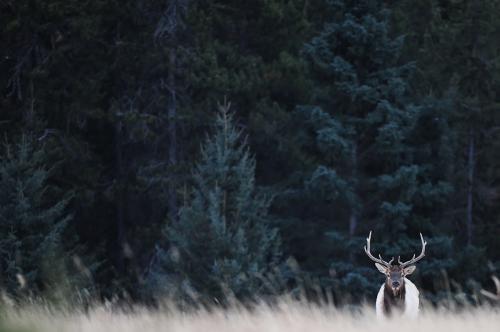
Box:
xmin=146 ymin=103 xmax=282 ymax=303
xmin=0 ymin=0 xmax=499 ymax=305
xmin=292 ymin=0 xmax=458 ymax=299
xmin=0 ymin=136 xmax=72 ymax=296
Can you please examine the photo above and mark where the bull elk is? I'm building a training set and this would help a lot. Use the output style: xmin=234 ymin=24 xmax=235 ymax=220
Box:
xmin=364 ymin=231 xmax=427 ymax=319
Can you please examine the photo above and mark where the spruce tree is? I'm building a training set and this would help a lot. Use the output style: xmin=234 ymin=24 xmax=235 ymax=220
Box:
xmin=294 ymin=0 xmax=455 ymax=299
xmin=146 ymin=102 xmax=282 ymax=303
xmin=0 ymin=135 xmax=72 ymax=297
xmin=395 ymin=0 xmax=500 ymax=287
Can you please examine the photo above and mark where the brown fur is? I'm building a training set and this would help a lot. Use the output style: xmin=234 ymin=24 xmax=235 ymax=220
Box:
xmin=383 ymin=282 xmax=406 ymax=316
xmin=382 ymin=266 xmax=406 ymax=316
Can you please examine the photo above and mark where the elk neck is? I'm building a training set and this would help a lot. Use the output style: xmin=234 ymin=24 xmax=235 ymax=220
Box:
xmin=383 ymin=280 xmax=406 ymax=316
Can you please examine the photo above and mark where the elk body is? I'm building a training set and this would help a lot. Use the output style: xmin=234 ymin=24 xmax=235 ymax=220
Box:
xmin=364 ymin=231 xmax=427 ymax=319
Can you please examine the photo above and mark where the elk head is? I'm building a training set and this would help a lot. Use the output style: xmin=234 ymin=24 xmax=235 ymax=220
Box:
xmin=364 ymin=231 xmax=427 ymax=296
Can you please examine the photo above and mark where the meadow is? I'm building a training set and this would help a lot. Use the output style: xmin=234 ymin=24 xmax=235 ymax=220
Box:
xmin=1 ymin=301 xmax=499 ymax=332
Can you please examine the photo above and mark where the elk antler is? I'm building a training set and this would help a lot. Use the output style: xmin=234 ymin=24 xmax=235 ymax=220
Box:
xmin=480 ymin=276 xmax=500 ymax=301
xmin=398 ymin=233 xmax=427 ymax=267
xmin=364 ymin=231 xmax=394 ymax=267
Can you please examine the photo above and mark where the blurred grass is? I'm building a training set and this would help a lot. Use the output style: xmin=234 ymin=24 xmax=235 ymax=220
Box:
xmin=0 ymin=270 xmax=497 ymax=332
xmin=0 ymin=300 xmax=498 ymax=332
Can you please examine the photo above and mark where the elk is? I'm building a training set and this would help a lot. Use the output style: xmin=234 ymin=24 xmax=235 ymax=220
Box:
xmin=364 ymin=231 xmax=427 ymax=319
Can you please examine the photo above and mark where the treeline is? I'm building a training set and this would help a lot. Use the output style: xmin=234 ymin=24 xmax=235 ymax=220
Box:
xmin=1 ymin=0 xmax=499 ymax=305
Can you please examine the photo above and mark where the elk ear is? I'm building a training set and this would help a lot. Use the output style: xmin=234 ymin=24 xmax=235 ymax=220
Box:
xmin=375 ymin=263 xmax=387 ymax=274
xmin=403 ymin=265 xmax=416 ymax=276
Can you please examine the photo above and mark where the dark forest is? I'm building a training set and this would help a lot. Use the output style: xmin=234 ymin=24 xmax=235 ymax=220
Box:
xmin=1 ymin=0 xmax=499 ymax=306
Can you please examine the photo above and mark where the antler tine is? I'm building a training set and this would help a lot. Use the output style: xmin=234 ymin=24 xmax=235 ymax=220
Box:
xmin=399 ymin=233 xmax=427 ymax=267
xmin=364 ymin=231 xmax=393 ymax=267
xmin=398 ymin=254 xmax=416 ymax=265
xmin=494 ymin=275 xmax=500 ymax=296
xmin=480 ymin=276 xmax=500 ymax=301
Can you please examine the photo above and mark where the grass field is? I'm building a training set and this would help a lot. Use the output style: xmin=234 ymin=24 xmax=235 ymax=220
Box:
xmin=2 ymin=301 xmax=499 ymax=332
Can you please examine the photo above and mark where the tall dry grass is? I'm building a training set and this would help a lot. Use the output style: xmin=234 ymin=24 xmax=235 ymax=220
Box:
xmin=1 ymin=301 xmax=499 ymax=332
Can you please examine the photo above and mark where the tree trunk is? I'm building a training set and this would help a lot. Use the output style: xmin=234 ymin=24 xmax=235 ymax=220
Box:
xmin=466 ymin=129 xmax=475 ymax=245
xmin=115 ymin=121 xmax=126 ymax=272
xmin=167 ymin=48 xmax=178 ymax=223
xmin=348 ymin=143 xmax=358 ymax=263
xmin=349 ymin=143 xmax=358 ymax=238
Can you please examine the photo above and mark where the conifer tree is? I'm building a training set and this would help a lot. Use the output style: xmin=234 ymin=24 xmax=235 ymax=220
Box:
xmin=146 ymin=102 xmax=282 ymax=303
xmin=295 ymin=0 xmax=455 ymax=299
xmin=393 ymin=0 xmax=500 ymax=284
xmin=0 ymin=136 xmax=73 ymax=296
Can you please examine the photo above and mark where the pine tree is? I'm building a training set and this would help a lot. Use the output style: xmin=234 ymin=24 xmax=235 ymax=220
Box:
xmin=146 ymin=102 xmax=282 ymax=304
xmin=394 ymin=0 xmax=500 ymax=285
xmin=0 ymin=135 xmax=73 ymax=297
xmin=183 ymin=0 xmax=316 ymax=184
xmin=293 ymin=0 xmax=455 ymax=300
